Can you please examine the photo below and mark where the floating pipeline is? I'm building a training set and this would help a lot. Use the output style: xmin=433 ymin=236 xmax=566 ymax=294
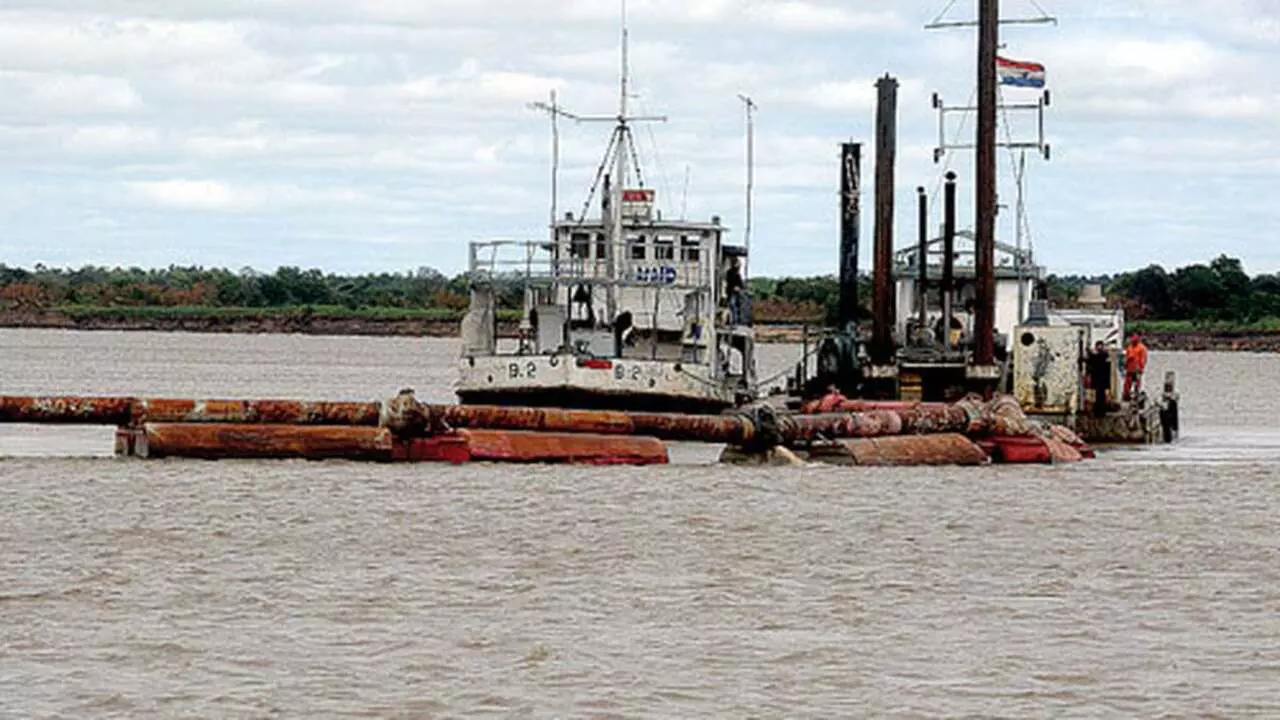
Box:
xmin=0 ymin=395 xmax=135 ymax=425
xmin=1 ymin=391 xmax=1090 ymax=465
xmin=135 ymin=398 xmax=381 ymax=427
xmin=396 ymin=430 xmax=669 ymax=465
xmin=122 ymin=424 xmax=670 ymax=465
xmin=0 ymin=395 xmax=382 ymax=427
xmin=2 ymin=391 xmax=1056 ymax=447
xmin=799 ymin=399 xmax=954 ymax=415
xmin=807 ymin=433 xmax=990 ymax=466
xmin=135 ymin=424 xmax=394 ymax=461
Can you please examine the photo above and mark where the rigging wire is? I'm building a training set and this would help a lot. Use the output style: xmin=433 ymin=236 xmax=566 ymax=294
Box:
xmin=928 ymin=85 xmax=978 ymax=220
xmin=625 ymin=125 xmax=646 ymax=189
xmin=636 ymin=95 xmax=673 ymax=218
xmin=576 ymin=128 xmax=620 ymax=224
xmin=1028 ymin=0 xmax=1055 ymax=21
xmin=997 ymin=85 xmax=1035 ymax=257
xmin=928 ymin=0 xmax=962 ymax=27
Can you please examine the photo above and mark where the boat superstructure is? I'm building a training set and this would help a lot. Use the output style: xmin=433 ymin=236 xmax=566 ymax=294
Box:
xmin=456 ymin=7 xmax=756 ymax=413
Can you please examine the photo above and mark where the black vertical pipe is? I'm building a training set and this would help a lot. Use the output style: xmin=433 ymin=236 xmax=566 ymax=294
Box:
xmin=916 ymin=186 xmax=928 ymax=340
xmin=942 ymin=171 xmax=957 ymax=350
xmin=974 ymin=0 xmax=998 ymax=366
xmin=871 ymin=74 xmax=898 ymax=365
xmin=838 ymin=143 xmax=862 ymax=333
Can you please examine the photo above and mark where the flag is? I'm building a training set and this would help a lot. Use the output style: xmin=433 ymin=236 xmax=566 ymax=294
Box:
xmin=997 ymin=56 xmax=1046 ymax=88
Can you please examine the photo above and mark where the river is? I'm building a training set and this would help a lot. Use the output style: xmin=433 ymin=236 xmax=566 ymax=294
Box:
xmin=2 ymin=329 xmax=1279 ymax=717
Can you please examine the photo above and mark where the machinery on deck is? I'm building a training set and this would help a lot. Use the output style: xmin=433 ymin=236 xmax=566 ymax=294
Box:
xmin=784 ymin=0 xmax=1177 ymax=445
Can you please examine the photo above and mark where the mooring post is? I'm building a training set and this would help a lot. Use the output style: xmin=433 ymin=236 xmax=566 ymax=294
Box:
xmin=839 ymin=143 xmax=862 ymax=334
xmin=942 ymin=171 xmax=957 ymax=351
xmin=916 ymin=186 xmax=929 ymax=342
xmin=871 ymin=74 xmax=899 ymax=366
xmin=973 ymin=0 xmax=999 ymax=368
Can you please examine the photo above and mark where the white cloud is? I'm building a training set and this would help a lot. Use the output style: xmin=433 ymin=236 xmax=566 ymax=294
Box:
xmin=126 ymin=179 xmax=369 ymax=212
xmin=128 ymin=179 xmax=238 ymax=211
xmin=0 ymin=1 xmax=1276 ymax=277
xmin=64 ymin=125 xmax=161 ymax=154
xmin=0 ymin=71 xmax=143 ymax=115
xmin=0 ymin=15 xmax=251 ymax=73
xmin=744 ymin=2 xmax=900 ymax=31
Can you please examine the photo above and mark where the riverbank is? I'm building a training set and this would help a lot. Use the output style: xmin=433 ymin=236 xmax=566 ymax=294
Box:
xmin=2 ymin=307 xmax=1278 ymax=350
xmin=0 ymin=307 xmax=476 ymax=338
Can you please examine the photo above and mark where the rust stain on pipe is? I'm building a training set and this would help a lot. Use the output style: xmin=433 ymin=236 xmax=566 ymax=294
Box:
xmin=2 ymin=391 xmax=1046 ymax=455
xmin=431 ymin=405 xmax=756 ymax=445
xmin=138 ymin=424 xmax=393 ymax=461
xmin=811 ymin=433 xmax=989 ymax=466
xmin=0 ymin=395 xmax=135 ymax=425
xmin=134 ymin=399 xmax=381 ymax=426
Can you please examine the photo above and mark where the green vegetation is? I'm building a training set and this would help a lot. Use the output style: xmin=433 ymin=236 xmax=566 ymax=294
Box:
xmin=1128 ymin=318 xmax=1280 ymax=334
xmin=2 ymin=255 xmax=1277 ymax=332
xmin=1047 ymin=255 xmax=1280 ymax=328
xmin=56 ymin=304 xmax=473 ymax=321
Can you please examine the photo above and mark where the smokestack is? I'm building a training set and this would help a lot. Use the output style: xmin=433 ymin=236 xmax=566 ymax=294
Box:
xmin=871 ymin=74 xmax=898 ymax=365
xmin=974 ymin=0 xmax=998 ymax=366
xmin=916 ymin=186 xmax=928 ymax=341
xmin=838 ymin=143 xmax=862 ymax=333
xmin=942 ymin=171 xmax=957 ymax=351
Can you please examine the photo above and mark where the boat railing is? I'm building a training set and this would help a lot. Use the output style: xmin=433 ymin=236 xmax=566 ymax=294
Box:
xmin=468 ymin=239 xmax=716 ymax=292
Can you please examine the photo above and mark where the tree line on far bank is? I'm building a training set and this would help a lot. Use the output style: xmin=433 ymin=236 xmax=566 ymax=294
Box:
xmin=0 ymin=255 xmax=1276 ymax=328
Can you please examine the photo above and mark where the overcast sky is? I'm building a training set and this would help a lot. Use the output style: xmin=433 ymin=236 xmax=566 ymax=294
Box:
xmin=0 ymin=0 xmax=1275 ymax=277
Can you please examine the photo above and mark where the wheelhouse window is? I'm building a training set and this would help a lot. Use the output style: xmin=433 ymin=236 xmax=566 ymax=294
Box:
xmin=654 ymin=237 xmax=675 ymax=261
xmin=680 ymin=235 xmax=700 ymax=262
xmin=629 ymin=235 xmax=647 ymax=260
xmin=570 ymin=232 xmax=590 ymax=259
xmin=595 ymin=233 xmax=607 ymax=260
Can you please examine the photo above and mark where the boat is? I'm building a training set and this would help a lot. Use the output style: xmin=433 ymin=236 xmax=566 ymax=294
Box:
xmin=455 ymin=12 xmax=757 ymax=414
xmin=782 ymin=0 xmax=1178 ymax=444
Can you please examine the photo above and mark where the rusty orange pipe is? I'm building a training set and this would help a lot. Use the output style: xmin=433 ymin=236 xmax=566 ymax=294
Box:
xmin=0 ymin=393 xmax=1035 ymax=448
xmin=134 ymin=398 xmax=381 ymax=426
xmin=0 ymin=395 xmax=135 ymax=425
xmin=137 ymin=424 xmax=394 ymax=461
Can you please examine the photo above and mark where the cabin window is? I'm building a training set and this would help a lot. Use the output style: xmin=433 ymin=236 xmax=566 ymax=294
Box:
xmin=595 ymin=233 xmax=607 ymax=260
xmin=680 ymin=235 xmax=700 ymax=262
xmin=570 ymin=232 xmax=590 ymax=259
xmin=629 ymin=235 xmax=647 ymax=260
xmin=654 ymin=237 xmax=675 ymax=261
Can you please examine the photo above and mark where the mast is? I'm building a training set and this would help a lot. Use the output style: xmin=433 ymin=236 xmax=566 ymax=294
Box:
xmin=973 ymin=0 xmax=998 ymax=368
xmin=567 ymin=0 xmax=666 ymax=325
xmin=738 ymin=94 xmax=757 ymax=258
xmin=1015 ymin=150 xmax=1027 ymax=322
xmin=529 ymin=90 xmax=568 ymax=231
xmin=608 ymin=1 xmax=630 ymax=324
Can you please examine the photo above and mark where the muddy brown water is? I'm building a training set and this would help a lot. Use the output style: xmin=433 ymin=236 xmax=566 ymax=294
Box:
xmin=3 ymin=329 xmax=1280 ymax=717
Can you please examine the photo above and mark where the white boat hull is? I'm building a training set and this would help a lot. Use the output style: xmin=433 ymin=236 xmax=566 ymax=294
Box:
xmin=456 ymin=354 xmax=738 ymax=414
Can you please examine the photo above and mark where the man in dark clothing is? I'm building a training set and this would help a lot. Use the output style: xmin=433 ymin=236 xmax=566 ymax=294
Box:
xmin=725 ymin=257 xmax=745 ymax=325
xmin=1086 ymin=340 xmax=1112 ymax=417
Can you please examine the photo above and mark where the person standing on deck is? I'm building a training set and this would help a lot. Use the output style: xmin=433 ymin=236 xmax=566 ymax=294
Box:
xmin=725 ymin=257 xmax=745 ymax=325
xmin=1123 ymin=333 xmax=1149 ymax=401
xmin=1086 ymin=340 xmax=1112 ymax=417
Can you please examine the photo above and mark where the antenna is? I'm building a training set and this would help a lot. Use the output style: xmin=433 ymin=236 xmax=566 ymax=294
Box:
xmin=554 ymin=0 xmax=668 ymax=323
xmin=737 ymin=93 xmax=757 ymax=259
xmin=925 ymin=0 xmax=1057 ymax=28
xmin=528 ymin=89 xmax=579 ymax=228
xmin=927 ymin=0 xmax=1055 ymax=163
xmin=680 ymin=164 xmax=691 ymax=220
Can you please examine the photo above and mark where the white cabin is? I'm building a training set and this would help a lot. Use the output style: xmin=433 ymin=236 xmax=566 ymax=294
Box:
xmin=893 ymin=230 xmax=1043 ymax=348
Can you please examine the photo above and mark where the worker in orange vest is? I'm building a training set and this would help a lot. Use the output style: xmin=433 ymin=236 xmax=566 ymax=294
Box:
xmin=1123 ymin=333 xmax=1149 ymax=401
